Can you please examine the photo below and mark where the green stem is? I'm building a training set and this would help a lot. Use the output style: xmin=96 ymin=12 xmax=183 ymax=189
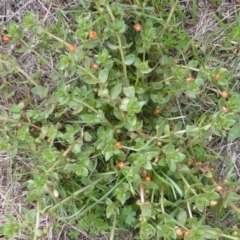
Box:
xmin=45 ymin=134 xmax=82 ymax=174
xmin=187 ymin=201 xmax=193 ymax=218
xmin=117 ymin=36 xmax=129 ymax=86
xmin=110 ymin=213 xmax=117 ymax=240
xmin=179 ymin=173 xmax=197 ymax=196
xmin=206 ymin=230 xmax=239 ymax=240
xmin=73 ymin=98 xmax=98 ymax=114
xmin=159 ymin=0 xmax=179 ymax=39
xmin=160 ymin=186 xmax=165 ymax=213
xmin=73 ymin=98 xmax=114 ymax=129
xmin=135 ymin=75 xmax=139 ymax=87
xmin=33 ymin=200 xmax=40 ymax=240
xmin=141 ymin=49 xmax=146 ymax=83
xmin=0 ymin=58 xmax=39 ymax=87
xmin=58 ymin=177 xmax=122 ymax=221
xmin=105 ymin=4 xmax=129 ymax=87
xmin=42 ymin=30 xmax=100 ymax=83
xmin=228 ymin=200 xmax=240 ymax=214
xmin=45 ymin=177 xmax=103 ymax=213
xmin=76 ymin=65 xmax=100 ymax=83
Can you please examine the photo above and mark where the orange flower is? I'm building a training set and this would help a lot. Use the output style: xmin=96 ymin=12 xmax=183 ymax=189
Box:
xmin=2 ymin=35 xmax=10 ymax=42
xmin=92 ymin=64 xmax=99 ymax=69
xmin=145 ymin=176 xmax=151 ymax=182
xmin=154 ymin=109 xmax=161 ymax=115
xmin=221 ymin=90 xmax=228 ymax=99
xmin=184 ymin=231 xmax=190 ymax=237
xmin=210 ymin=200 xmax=218 ymax=206
xmin=117 ymin=161 xmax=125 ymax=169
xmin=116 ymin=142 xmax=122 ymax=149
xmin=68 ymin=44 xmax=76 ymax=52
xmin=186 ymin=77 xmax=194 ymax=83
xmin=89 ymin=30 xmax=97 ymax=39
xmin=215 ymin=74 xmax=221 ymax=80
xmin=134 ymin=23 xmax=141 ymax=32
xmin=221 ymin=106 xmax=228 ymax=113
xmin=215 ymin=185 xmax=223 ymax=192
xmin=176 ymin=228 xmax=184 ymax=236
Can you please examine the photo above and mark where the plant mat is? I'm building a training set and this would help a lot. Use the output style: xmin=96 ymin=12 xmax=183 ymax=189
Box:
xmin=1 ymin=0 xmax=240 ymax=239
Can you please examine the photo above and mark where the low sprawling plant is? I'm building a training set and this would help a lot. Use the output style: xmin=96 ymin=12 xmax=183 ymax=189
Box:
xmin=1 ymin=1 xmax=240 ymax=239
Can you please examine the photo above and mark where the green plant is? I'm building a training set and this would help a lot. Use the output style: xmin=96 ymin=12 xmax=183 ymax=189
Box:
xmin=1 ymin=1 xmax=240 ymax=239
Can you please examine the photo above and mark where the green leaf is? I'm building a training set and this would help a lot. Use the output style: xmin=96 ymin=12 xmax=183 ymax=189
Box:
xmin=228 ymin=123 xmax=240 ymax=141
xmin=127 ymin=114 xmax=137 ymax=126
xmin=107 ymin=41 xmax=119 ymax=50
xmin=121 ymin=206 xmax=136 ymax=225
xmin=188 ymin=60 xmax=199 ymax=68
xmin=110 ymin=83 xmax=122 ymax=99
xmin=127 ymin=97 xmax=146 ymax=114
xmin=176 ymin=209 xmax=188 ymax=225
xmin=76 ymin=167 xmax=88 ymax=177
xmin=228 ymin=192 xmax=240 ymax=202
xmin=161 ymin=225 xmax=176 ymax=239
xmin=83 ymin=132 xmax=92 ymax=142
xmin=168 ymin=160 xmax=177 ymax=172
xmin=140 ymin=222 xmax=156 ymax=239
xmin=161 ymin=172 xmax=183 ymax=197
xmin=123 ymin=86 xmax=135 ymax=98
xmin=98 ymin=69 xmax=108 ymax=83
xmin=0 ymin=109 xmax=8 ymax=118
xmin=124 ymin=54 xmax=135 ymax=65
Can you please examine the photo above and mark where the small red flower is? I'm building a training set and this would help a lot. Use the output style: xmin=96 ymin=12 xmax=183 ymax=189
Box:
xmin=2 ymin=35 xmax=10 ymax=42
xmin=68 ymin=44 xmax=76 ymax=52
xmin=134 ymin=23 xmax=141 ymax=32
xmin=89 ymin=30 xmax=97 ymax=39
xmin=186 ymin=77 xmax=194 ymax=83
xmin=154 ymin=109 xmax=161 ymax=115
xmin=117 ymin=161 xmax=125 ymax=169
xmin=145 ymin=176 xmax=151 ymax=182
xmin=221 ymin=90 xmax=228 ymax=99
xmin=215 ymin=74 xmax=221 ymax=80
xmin=116 ymin=142 xmax=122 ymax=149
xmin=92 ymin=64 xmax=99 ymax=69
xmin=221 ymin=106 xmax=228 ymax=113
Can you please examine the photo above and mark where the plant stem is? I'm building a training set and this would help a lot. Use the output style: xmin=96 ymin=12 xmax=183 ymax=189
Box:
xmin=117 ymin=37 xmax=129 ymax=86
xmin=158 ymin=0 xmax=179 ymax=39
xmin=180 ymin=173 xmax=197 ymax=196
xmin=139 ymin=183 xmax=145 ymax=203
xmin=73 ymin=98 xmax=114 ymax=129
xmin=160 ymin=187 xmax=165 ymax=213
xmin=46 ymin=177 xmax=103 ymax=213
xmin=33 ymin=200 xmax=40 ymax=240
xmin=187 ymin=201 xmax=193 ymax=218
xmin=105 ymin=4 xmax=129 ymax=87
xmin=42 ymin=29 xmax=100 ymax=83
xmin=0 ymin=58 xmax=39 ymax=87
xmin=110 ymin=213 xmax=117 ymax=240
xmin=206 ymin=230 xmax=239 ymax=240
